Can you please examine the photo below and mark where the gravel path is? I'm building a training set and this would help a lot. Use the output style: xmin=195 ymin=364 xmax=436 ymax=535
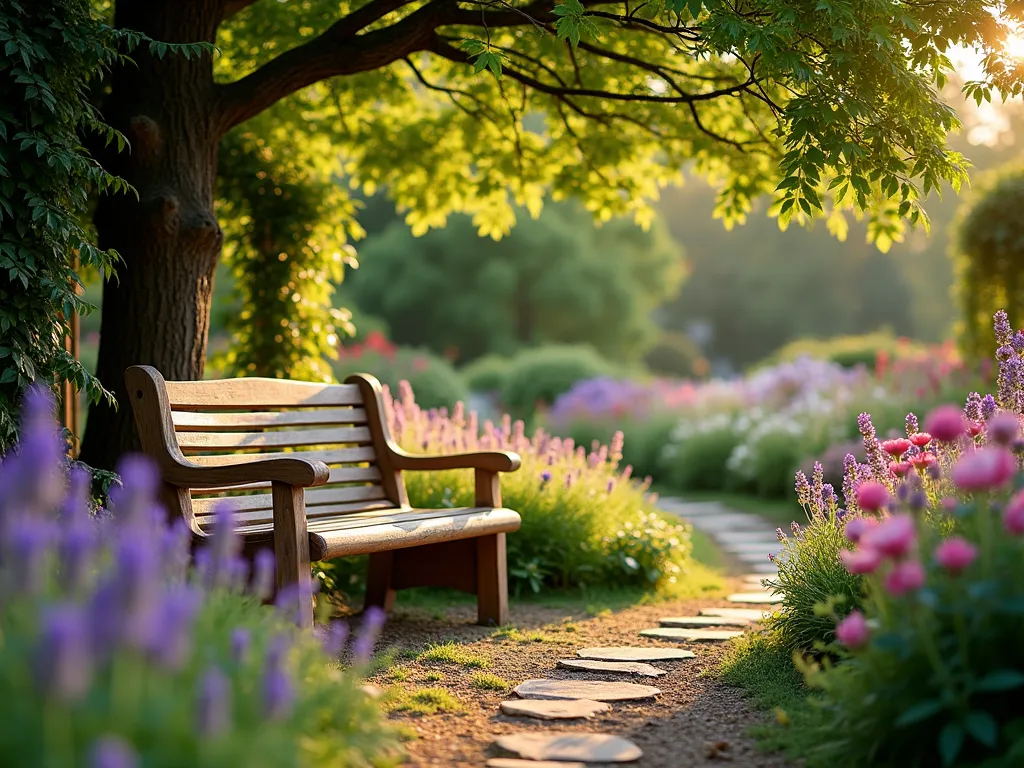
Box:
xmin=365 ymin=576 xmax=792 ymax=767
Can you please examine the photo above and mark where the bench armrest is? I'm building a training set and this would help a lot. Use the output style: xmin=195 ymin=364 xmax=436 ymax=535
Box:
xmin=388 ymin=448 xmax=521 ymax=473
xmin=162 ymin=457 xmax=331 ymax=490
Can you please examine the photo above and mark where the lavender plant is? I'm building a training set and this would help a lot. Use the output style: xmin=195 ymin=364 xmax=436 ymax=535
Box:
xmin=0 ymin=389 xmax=397 ymax=766
xmin=351 ymin=381 xmax=694 ymax=593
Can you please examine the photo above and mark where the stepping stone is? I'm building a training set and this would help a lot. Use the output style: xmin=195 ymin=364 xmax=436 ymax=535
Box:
xmin=576 ymin=646 xmax=696 ymax=662
xmin=495 ymin=733 xmax=643 ymax=763
xmin=500 ymin=699 xmax=611 ymax=721
xmin=700 ymin=607 xmax=771 ymax=621
xmin=745 ymin=562 xmax=781 ymax=574
xmin=717 ymin=531 xmax=784 ymax=542
xmin=514 ymin=678 xmax=660 ymax=702
xmin=557 ymin=659 xmax=667 ymax=677
xmin=659 ymin=615 xmax=752 ymax=628
xmin=722 ymin=543 xmax=782 ymax=555
xmin=728 ymin=592 xmax=782 ymax=604
xmin=487 ymin=760 xmax=587 ymax=768
xmin=640 ymin=627 xmax=743 ymax=642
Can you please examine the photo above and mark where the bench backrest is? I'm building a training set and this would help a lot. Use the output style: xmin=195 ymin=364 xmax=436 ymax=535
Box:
xmin=125 ymin=366 xmax=408 ymax=535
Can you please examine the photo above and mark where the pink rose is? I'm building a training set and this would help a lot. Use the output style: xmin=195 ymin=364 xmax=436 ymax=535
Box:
xmin=934 ymin=536 xmax=978 ymax=574
xmin=924 ymin=405 xmax=967 ymax=443
xmin=861 ymin=514 xmax=916 ymax=559
xmin=884 ymin=560 xmax=926 ymax=596
xmin=951 ymin=447 xmax=1016 ymax=492
xmin=840 ymin=547 xmax=883 ymax=575
xmin=835 ymin=610 xmax=870 ymax=649
xmin=856 ymin=481 xmax=890 ymax=513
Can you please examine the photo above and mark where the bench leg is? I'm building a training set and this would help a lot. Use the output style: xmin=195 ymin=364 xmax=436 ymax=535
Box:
xmin=365 ymin=551 xmax=397 ymax=613
xmin=271 ymin=482 xmax=313 ymax=628
xmin=476 ymin=533 xmax=509 ymax=626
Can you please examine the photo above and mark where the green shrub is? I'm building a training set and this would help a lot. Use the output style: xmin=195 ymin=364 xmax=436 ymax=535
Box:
xmin=760 ymin=331 xmax=927 ymax=371
xmin=460 ymin=355 xmax=511 ymax=393
xmin=556 ymin=415 xmax=676 ymax=483
xmin=659 ymin=417 xmax=740 ymax=492
xmin=332 ymin=346 xmax=468 ymax=410
xmin=500 ymin=345 xmax=614 ymax=421
xmin=951 ymin=165 xmax=1024 ymax=362
xmin=643 ymin=331 xmax=705 ymax=378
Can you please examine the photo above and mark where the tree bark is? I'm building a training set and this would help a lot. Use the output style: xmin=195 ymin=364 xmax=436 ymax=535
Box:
xmin=79 ymin=0 xmax=225 ymax=470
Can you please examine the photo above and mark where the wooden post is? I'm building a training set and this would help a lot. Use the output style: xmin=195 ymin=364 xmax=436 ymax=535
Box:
xmin=474 ymin=469 xmax=508 ymax=625
xmin=61 ymin=255 xmax=82 ymax=455
xmin=271 ymin=481 xmax=313 ymax=627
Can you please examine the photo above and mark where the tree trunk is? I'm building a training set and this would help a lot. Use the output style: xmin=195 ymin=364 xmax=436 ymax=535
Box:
xmin=79 ymin=0 xmax=225 ymax=470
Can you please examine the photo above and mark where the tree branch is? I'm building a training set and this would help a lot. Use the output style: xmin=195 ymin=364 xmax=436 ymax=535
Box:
xmin=215 ymin=0 xmax=440 ymax=132
xmin=222 ymin=0 xmax=262 ymax=20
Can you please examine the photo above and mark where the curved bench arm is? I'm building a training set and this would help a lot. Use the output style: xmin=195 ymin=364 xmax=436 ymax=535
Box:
xmin=162 ymin=457 xmax=331 ymax=489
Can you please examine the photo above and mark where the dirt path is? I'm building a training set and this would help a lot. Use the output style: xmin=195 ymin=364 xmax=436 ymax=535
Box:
xmin=364 ymin=579 xmax=793 ymax=767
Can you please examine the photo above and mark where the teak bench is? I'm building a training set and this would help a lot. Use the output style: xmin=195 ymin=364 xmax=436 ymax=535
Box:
xmin=125 ymin=365 xmax=522 ymax=626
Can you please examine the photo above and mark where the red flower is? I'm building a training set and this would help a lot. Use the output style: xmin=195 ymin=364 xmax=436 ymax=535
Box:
xmin=909 ymin=432 xmax=932 ymax=448
xmin=889 ymin=461 xmax=911 ymax=477
xmin=907 ymin=452 xmax=937 ymax=471
xmin=881 ymin=438 xmax=912 ymax=457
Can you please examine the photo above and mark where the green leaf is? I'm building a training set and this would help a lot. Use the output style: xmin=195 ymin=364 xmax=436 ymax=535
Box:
xmin=895 ymin=699 xmax=944 ymax=728
xmin=977 ymin=669 xmax=1024 ymax=692
xmin=939 ymin=723 xmax=965 ymax=767
xmin=965 ymin=711 xmax=998 ymax=748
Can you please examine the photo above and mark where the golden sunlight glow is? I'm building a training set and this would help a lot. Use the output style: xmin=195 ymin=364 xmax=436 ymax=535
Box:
xmin=1004 ymin=31 xmax=1024 ymax=60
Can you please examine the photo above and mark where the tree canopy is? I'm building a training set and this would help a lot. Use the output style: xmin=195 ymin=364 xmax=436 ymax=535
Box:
xmin=344 ymin=201 xmax=685 ymax=364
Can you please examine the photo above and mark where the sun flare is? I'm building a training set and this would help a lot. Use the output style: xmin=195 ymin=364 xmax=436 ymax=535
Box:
xmin=1004 ymin=31 xmax=1024 ymax=60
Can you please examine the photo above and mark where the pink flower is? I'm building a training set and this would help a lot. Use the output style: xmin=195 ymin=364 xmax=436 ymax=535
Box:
xmin=910 ymin=432 xmax=933 ymax=448
xmin=924 ymin=405 xmax=967 ymax=443
xmin=881 ymin=438 xmax=912 ymax=457
xmin=908 ymin=452 xmax=937 ymax=472
xmin=835 ymin=610 xmax=870 ymax=649
xmin=884 ymin=560 xmax=926 ymax=596
xmin=889 ymin=461 xmax=911 ymax=477
xmin=861 ymin=514 xmax=916 ymax=558
xmin=950 ymin=447 xmax=1017 ymax=492
xmin=934 ymin=536 xmax=978 ymax=574
xmin=1004 ymin=490 xmax=1024 ymax=534
xmin=856 ymin=481 xmax=890 ymax=513
xmin=987 ymin=412 xmax=1021 ymax=446
xmin=840 ymin=546 xmax=883 ymax=574
xmin=844 ymin=516 xmax=877 ymax=544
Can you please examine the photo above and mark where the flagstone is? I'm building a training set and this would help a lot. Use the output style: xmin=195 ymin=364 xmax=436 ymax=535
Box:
xmin=514 ymin=679 xmax=660 ymax=702
xmin=499 ymin=698 xmax=611 ymax=720
xmin=659 ymin=615 xmax=752 ymax=628
xmin=556 ymin=659 xmax=667 ymax=677
xmin=495 ymin=733 xmax=643 ymax=763
xmin=640 ymin=627 xmax=744 ymax=642
xmin=700 ymin=607 xmax=772 ymax=621
xmin=576 ymin=646 xmax=696 ymax=662
xmin=727 ymin=592 xmax=782 ymax=604
xmin=487 ymin=760 xmax=587 ymax=768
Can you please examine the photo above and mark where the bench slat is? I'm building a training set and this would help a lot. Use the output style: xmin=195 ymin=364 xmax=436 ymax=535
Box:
xmin=165 ymin=378 xmax=363 ymax=410
xmin=238 ymin=507 xmax=522 ymax=559
xmin=177 ymin=426 xmax=372 ymax=452
xmin=172 ymin=408 xmax=368 ymax=430
xmin=184 ymin=447 xmax=378 ymax=467
xmin=192 ymin=484 xmax=389 ymax=517
xmin=189 ymin=465 xmax=382 ymax=496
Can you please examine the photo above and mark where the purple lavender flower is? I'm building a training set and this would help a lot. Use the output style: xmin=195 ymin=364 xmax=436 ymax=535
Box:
xmin=964 ymin=392 xmax=983 ymax=423
xmin=858 ymin=413 xmax=890 ymax=482
xmin=36 ymin=604 xmax=92 ymax=702
xmin=540 ymin=471 xmax=552 ymax=484
xmin=1014 ymin=330 xmax=1024 ymax=354
xmin=905 ymin=412 xmax=919 ymax=437
xmin=263 ymin=635 xmax=295 ymax=720
xmin=231 ymin=628 xmax=251 ymax=665
xmin=794 ymin=471 xmax=812 ymax=507
xmin=197 ymin=667 xmax=232 ymax=737
xmin=320 ymin=620 xmax=350 ymax=658
xmin=982 ymin=394 xmax=998 ymax=420
xmin=352 ymin=606 xmax=386 ymax=665
xmin=60 ymin=516 xmax=98 ymax=590
xmin=146 ymin=585 xmax=204 ymax=670
xmin=108 ymin=455 xmax=160 ymax=527
xmin=251 ymin=549 xmax=276 ymax=600
xmin=274 ymin=575 xmax=319 ymax=625
xmin=5 ymin=515 xmax=54 ymax=595
xmin=112 ymin=535 xmax=162 ymax=649
xmin=60 ymin=466 xmax=92 ymax=523
xmin=776 ymin=527 xmax=787 ymax=542
xmin=89 ymin=736 xmax=138 ymax=768
xmin=841 ymin=453 xmax=858 ymax=512
xmin=995 ymin=309 xmax=1012 ymax=347
xmin=606 ymin=479 xmax=615 ymax=494
xmin=997 ymin=345 xmax=1018 ymax=410
xmin=160 ymin=518 xmax=192 ymax=583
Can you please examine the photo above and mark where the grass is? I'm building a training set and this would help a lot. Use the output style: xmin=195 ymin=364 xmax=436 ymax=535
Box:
xmin=423 ymin=671 xmax=444 ymax=682
xmin=417 ymin=641 xmax=489 ymax=669
xmin=387 ymin=666 xmax=412 ymax=682
xmin=382 ymin=687 xmax=465 ymax=716
xmin=470 ymin=672 xmax=512 ymax=692
xmin=490 ymin=627 xmax=575 ymax=645
xmin=716 ymin=629 xmax=823 ymax=759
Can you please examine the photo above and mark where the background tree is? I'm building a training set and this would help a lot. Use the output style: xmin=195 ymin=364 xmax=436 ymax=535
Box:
xmin=344 ymin=201 xmax=685 ymax=364
xmin=951 ymin=165 xmax=1024 ymax=361
xmin=80 ymin=0 xmax=1024 ymax=468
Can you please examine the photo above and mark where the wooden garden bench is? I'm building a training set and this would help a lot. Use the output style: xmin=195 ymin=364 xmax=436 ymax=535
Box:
xmin=125 ymin=365 xmax=522 ymax=627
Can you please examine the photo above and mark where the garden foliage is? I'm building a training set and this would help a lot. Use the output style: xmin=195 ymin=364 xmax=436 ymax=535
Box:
xmin=323 ymin=380 xmax=693 ymax=596
xmin=499 ymin=344 xmax=615 ymax=421
xmin=0 ymin=388 xmax=396 ymax=766
xmin=765 ymin=311 xmax=1024 ymax=766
